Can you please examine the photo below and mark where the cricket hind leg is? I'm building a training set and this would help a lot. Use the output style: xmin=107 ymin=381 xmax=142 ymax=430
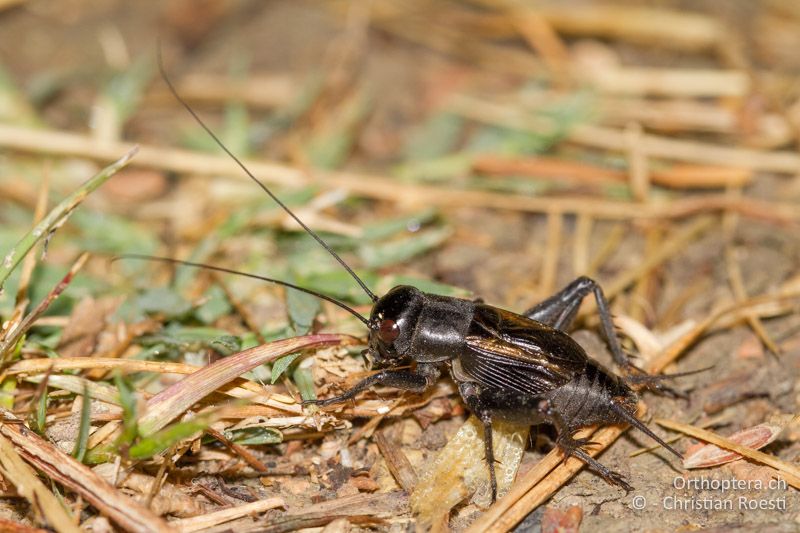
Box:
xmin=558 ymin=433 xmax=633 ymax=492
xmin=458 ymin=382 xmax=499 ymax=503
xmin=527 ymin=278 xmax=695 ymax=396
xmin=523 ymin=276 xmax=630 ymax=367
xmin=539 ymin=398 xmax=633 ymax=492
xmin=622 ymin=367 xmax=712 ymax=399
xmin=523 ymin=276 xmax=679 ymax=393
xmin=523 ymin=276 xmax=595 ymax=330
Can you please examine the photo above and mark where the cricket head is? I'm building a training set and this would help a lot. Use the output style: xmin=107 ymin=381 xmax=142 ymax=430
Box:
xmin=367 ymin=285 xmax=424 ymax=367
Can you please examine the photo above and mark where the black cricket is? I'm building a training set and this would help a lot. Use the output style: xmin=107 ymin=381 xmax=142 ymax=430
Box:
xmin=143 ymin=57 xmax=685 ymax=503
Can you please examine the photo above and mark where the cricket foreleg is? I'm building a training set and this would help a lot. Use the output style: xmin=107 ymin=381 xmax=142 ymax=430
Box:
xmin=306 ymin=364 xmax=440 ymax=406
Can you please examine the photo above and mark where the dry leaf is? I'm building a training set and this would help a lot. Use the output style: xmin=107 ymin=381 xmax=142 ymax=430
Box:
xmin=683 ymin=415 xmax=791 ymax=469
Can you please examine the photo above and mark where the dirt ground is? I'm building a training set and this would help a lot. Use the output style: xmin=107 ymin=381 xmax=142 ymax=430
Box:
xmin=1 ymin=1 xmax=799 ymax=532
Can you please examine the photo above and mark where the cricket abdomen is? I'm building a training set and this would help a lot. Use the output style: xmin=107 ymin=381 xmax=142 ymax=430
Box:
xmin=544 ymin=360 xmax=638 ymax=430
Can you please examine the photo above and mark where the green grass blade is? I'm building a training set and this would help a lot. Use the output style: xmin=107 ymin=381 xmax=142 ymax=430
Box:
xmin=72 ymin=384 xmax=91 ymax=463
xmin=0 ymin=147 xmax=138 ymax=289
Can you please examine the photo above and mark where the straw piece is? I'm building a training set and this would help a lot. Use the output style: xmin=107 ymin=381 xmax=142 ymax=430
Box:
xmin=654 ymin=418 xmax=800 ymax=489
xmin=0 ymin=434 xmax=80 ymax=533
xmin=172 ymin=497 xmax=285 ymax=533
xmin=539 ymin=211 xmax=563 ymax=298
xmin=0 ymin=411 xmax=170 ymax=532
xmin=0 ymin=124 xmax=796 ymax=222
xmin=582 ymin=64 xmax=749 ymax=98
xmin=450 ymin=96 xmax=800 ymax=174
xmin=375 ymin=430 xmax=418 ymax=492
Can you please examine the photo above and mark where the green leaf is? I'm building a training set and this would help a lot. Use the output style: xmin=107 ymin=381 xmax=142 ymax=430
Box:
xmin=304 ymin=89 xmax=372 ymax=169
xmin=256 ymin=72 xmax=324 ymax=142
xmin=286 ymin=281 xmax=320 ymax=335
xmin=208 ymin=336 xmax=241 ymax=356
xmin=361 ymin=208 xmax=438 ymax=241
xmin=292 ymin=364 xmax=316 ymax=402
xmin=128 ymin=415 xmax=212 ymax=460
xmin=270 ymin=353 xmax=300 ymax=384
xmin=296 ymin=270 xmax=379 ymax=305
xmin=72 ymin=384 xmax=91 ymax=463
xmin=138 ymin=325 xmax=242 ymax=356
xmin=115 ymin=373 xmax=138 ymax=447
xmin=223 ymin=427 xmax=283 ymax=446
xmin=0 ymin=377 xmax=16 ymax=410
xmin=35 ymin=384 xmax=47 ymax=434
xmin=359 ymin=226 xmax=452 ymax=269
xmin=132 ymin=287 xmax=192 ymax=319
xmin=394 ymin=154 xmax=473 ymax=183
xmin=403 ymin=112 xmax=465 ymax=161
xmin=102 ymin=54 xmax=155 ymax=126
xmin=0 ymin=64 xmax=40 ymax=126
xmin=194 ymin=285 xmax=232 ymax=324
xmin=73 ymin=210 xmax=158 ymax=258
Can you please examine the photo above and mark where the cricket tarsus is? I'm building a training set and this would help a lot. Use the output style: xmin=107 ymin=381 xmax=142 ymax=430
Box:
xmin=157 ymin=49 xmax=378 ymax=303
xmin=112 ymin=254 xmax=370 ymax=326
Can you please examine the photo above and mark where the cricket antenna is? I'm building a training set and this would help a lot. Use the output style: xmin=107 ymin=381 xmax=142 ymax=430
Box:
xmin=113 ymin=254 xmax=371 ymax=326
xmin=157 ymin=48 xmax=379 ymax=303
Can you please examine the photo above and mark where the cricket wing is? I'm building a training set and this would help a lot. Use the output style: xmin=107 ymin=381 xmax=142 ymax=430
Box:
xmin=460 ymin=304 xmax=589 ymax=396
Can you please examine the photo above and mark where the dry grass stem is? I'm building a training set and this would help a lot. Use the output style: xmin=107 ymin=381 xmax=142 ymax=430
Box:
xmin=2 ymin=124 xmax=797 ymax=223
xmin=149 ymin=73 xmax=296 ymax=110
xmin=582 ymin=64 xmax=749 ymax=98
xmin=0 ymin=434 xmax=80 ymax=533
xmin=172 ymin=497 xmax=286 ymax=533
xmin=724 ymin=247 xmax=780 ymax=354
xmin=0 ymin=412 xmax=170 ymax=532
xmin=538 ymin=211 xmax=563 ymax=298
xmin=654 ymin=418 xmax=800 ymax=489
xmin=375 ymin=430 xmax=418 ymax=492
xmin=0 ymin=253 xmax=90 ymax=359
xmin=451 ymin=96 xmax=800 ymax=174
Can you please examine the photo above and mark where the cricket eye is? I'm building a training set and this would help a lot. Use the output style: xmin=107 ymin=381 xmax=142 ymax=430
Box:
xmin=377 ymin=319 xmax=400 ymax=343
